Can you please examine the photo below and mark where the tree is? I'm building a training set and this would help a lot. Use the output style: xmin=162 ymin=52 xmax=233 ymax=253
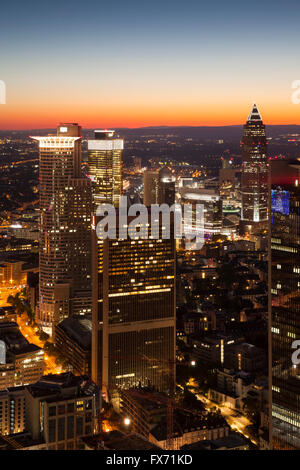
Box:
xmin=7 ymin=292 xmax=24 ymax=315
xmin=7 ymin=292 xmax=36 ymax=323
xmin=38 ymin=330 xmax=49 ymax=342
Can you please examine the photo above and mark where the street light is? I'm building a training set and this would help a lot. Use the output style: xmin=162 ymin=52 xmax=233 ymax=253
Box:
xmin=191 ymin=360 xmax=196 ymax=366
xmin=124 ymin=417 xmax=131 ymax=426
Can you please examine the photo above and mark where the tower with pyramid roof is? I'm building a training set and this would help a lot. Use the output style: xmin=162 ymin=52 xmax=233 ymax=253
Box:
xmin=240 ymin=103 xmax=269 ymax=233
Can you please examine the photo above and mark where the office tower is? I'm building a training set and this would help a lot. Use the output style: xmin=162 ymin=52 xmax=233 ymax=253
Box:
xmin=158 ymin=167 xmax=176 ymax=205
xmin=32 ymin=124 xmax=92 ymax=335
xmin=179 ymin=188 xmax=222 ymax=240
xmin=143 ymin=170 xmax=159 ymax=206
xmin=88 ymin=130 xmax=123 ymax=208
xmin=143 ymin=168 xmax=175 ymax=206
xmin=25 ymin=373 xmax=98 ymax=450
xmin=270 ymin=160 xmax=300 ymax=449
xmin=91 ymin=211 xmax=176 ymax=396
xmin=241 ymin=104 xmax=268 ymax=233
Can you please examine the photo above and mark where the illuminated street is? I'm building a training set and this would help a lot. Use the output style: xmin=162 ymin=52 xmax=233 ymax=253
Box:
xmin=0 ymin=284 xmax=25 ymax=307
xmin=16 ymin=314 xmax=63 ymax=375
xmin=196 ymin=391 xmax=257 ymax=445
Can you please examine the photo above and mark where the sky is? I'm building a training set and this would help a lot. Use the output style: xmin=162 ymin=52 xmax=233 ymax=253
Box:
xmin=1 ymin=0 xmax=300 ymax=129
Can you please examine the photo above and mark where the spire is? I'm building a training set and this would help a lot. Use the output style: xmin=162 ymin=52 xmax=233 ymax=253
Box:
xmin=247 ymin=103 xmax=262 ymax=122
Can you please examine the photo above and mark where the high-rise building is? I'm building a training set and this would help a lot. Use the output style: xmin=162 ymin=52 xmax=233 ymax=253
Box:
xmin=91 ymin=211 xmax=176 ymax=396
xmin=32 ymin=124 xmax=92 ymax=335
xmin=143 ymin=168 xmax=175 ymax=206
xmin=143 ymin=170 xmax=159 ymax=206
xmin=179 ymin=187 xmax=222 ymax=240
xmin=88 ymin=130 xmax=123 ymax=208
xmin=270 ymin=160 xmax=300 ymax=449
xmin=241 ymin=104 xmax=268 ymax=233
xmin=157 ymin=167 xmax=176 ymax=206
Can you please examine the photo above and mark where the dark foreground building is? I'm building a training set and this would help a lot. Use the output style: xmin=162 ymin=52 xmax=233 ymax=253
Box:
xmin=91 ymin=211 xmax=176 ymax=396
xmin=270 ymin=160 xmax=300 ymax=449
xmin=25 ymin=373 xmax=99 ymax=450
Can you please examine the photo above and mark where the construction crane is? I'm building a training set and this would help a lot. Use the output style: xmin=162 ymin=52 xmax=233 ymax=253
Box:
xmin=0 ymin=433 xmax=23 ymax=450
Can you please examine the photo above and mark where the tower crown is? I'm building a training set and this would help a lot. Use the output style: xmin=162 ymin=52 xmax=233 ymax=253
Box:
xmin=247 ymin=103 xmax=262 ymax=122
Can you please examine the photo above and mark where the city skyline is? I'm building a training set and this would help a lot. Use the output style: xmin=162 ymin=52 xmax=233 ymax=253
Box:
xmin=1 ymin=0 xmax=300 ymax=453
xmin=1 ymin=0 xmax=300 ymax=129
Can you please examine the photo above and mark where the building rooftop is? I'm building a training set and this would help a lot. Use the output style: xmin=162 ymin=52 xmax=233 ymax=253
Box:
xmin=181 ymin=431 xmax=249 ymax=450
xmin=0 ymin=431 xmax=44 ymax=450
xmin=0 ymin=321 xmax=43 ymax=357
xmin=82 ymin=430 xmax=161 ymax=451
xmin=26 ymin=372 xmax=98 ymax=400
xmin=150 ymin=410 xmax=229 ymax=442
xmin=56 ymin=314 xmax=92 ymax=350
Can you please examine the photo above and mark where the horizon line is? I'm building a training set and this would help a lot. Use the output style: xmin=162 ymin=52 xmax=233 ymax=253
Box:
xmin=1 ymin=123 xmax=300 ymax=132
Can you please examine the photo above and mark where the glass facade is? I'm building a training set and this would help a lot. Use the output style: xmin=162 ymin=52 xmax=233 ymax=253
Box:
xmin=88 ymin=130 xmax=123 ymax=208
xmin=32 ymin=125 xmax=92 ymax=334
xmin=271 ymin=160 xmax=300 ymax=449
xmin=241 ymin=104 xmax=268 ymax=227
xmin=92 ymin=213 xmax=176 ymax=394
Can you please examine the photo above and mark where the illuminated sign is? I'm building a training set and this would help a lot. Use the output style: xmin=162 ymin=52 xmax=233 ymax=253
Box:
xmin=271 ymin=189 xmax=290 ymax=216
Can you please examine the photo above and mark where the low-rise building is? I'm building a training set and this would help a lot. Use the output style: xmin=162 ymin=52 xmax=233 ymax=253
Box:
xmin=208 ymin=368 xmax=252 ymax=410
xmin=25 ymin=372 xmax=99 ymax=450
xmin=82 ymin=430 xmax=161 ymax=451
xmin=55 ymin=315 xmax=91 ymax=376
xmin=181 ymin=431 xmax=250 ymax=450
xmin=226 ymin=342 xmax=267 ymax=373
xmin=0 ymin=322 xmax=44 ymax=390
xmin=0 ymin=386 xmax=26 ymax=435
xmin=189 ymin=332 xmax=244 ymax=365
xmin=120 ymin=388 xmax=229 ymax=450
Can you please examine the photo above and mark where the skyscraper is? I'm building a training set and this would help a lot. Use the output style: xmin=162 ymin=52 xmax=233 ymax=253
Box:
xmin=88 ymin=130 xmax=123 ymax=208
xmin=241 ymin=104 xmax=268 ymax=233
xmin=270 ymin=160 xmax=300 ymax=449
xmin=32 ymin=124 xmax=92 ymax=335
xmin=143 ymin=168 xmax=175 ymax=206
xmin=91 ymin=211 xmax=176 ymax=397
xmin=143 ymin=170 xmax=159 ymax=206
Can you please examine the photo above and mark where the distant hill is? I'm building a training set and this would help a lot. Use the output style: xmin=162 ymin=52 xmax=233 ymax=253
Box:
xmin=1 ymin=125 xmax=300 ymax=140
xmin=114 ymin=125 xmax=300 ymax=140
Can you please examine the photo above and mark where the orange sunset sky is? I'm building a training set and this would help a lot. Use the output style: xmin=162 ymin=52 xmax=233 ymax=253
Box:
xmin=1 ymin=0 xmax=300 ymax=129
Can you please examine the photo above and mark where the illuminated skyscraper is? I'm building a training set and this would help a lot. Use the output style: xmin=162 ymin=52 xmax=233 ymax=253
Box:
xmin=32 ymin=124 xmax=92 ymax=335
xmin=88 ymin=130 xmax=123 ymax=208
xmin=241 ymin=104 xmax=268 ymax=233
xmin=91 ymin=212 xmax=176 ymax=396
xmin=143 ymin=168 xmax=175 ymax=206
xmin=270 ymin=160 xmax=300 ymax=449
